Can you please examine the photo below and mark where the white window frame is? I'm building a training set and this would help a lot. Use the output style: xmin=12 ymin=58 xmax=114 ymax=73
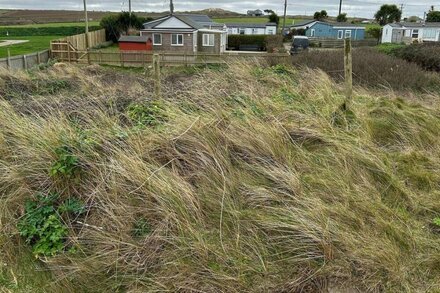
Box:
xmin=202 ymin=34 xmax=215 ymax=47
xmin=171 ymin=34 xmax=184 ymax=46
xmin=345 ymin=30 xmax=352 ymax=39
xmin=412 ymin=29 xmax=419 ymax=38
xmin=310 ymin=29 xmax=316 ymax=37
xmin=153 ymin=33 xmax=162 ymax=45
xmin=239 ymin=28 xmax=245 ymax=35
xmin=337 ymin=30 xmax=344 ymax=39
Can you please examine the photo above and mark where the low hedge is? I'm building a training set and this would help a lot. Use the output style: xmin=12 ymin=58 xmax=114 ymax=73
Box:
xmin=228 ymin=35 xmax=267 ymax=50
xmin=393 ymin=43 xmax=440 ymax=72
xmin=228 ymin=34 xmax=283 ymax=51
xmin=0 ymin=26 xmax=101 ymax=37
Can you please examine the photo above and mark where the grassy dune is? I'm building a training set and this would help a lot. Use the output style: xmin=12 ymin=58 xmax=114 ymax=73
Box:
xmin=0 ymin=61 xmax=439 ymax=292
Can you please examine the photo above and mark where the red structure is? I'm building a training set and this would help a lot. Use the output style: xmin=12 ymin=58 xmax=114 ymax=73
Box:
xmin=118 ymin=36 xmax=152 ymax=51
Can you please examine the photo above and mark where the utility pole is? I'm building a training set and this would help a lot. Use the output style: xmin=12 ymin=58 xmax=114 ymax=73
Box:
xmin=129 ymin=0 xmax=132 ymax=16
xmin=400 ymin=3 xmax=404 ymax=19
xmin=83 ymin=0 xmax=91 ymax=64
xmin=339 ymin=0 xmax=343 ymax=16
xmin=282 ymin=0 xmax=288 ymax=34
xmin=170 ymin=0 xmax=174 ymax=14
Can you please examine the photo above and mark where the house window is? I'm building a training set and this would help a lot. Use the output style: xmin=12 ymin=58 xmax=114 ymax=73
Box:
xmin=239 ymin=28 xmax=245 ymax=35
xmin=252 ymin=28 xmax=258 ymax=34
xmin=228 ymin=28 xmax=233 ymax=34
xmin=404 ymin=29 xmax=411 ymax=37
xmin=310 ymin=29 xmax=315 ymax=37
xmin=171 ymin=34 xmax=184 ymax=46
xmin=267 ymin=29 xmax=274 ymax=35
xmin=345 ymin=30 xmax=352 ymax=38
xmin=153 ymin=33 xmax=162 ymax=45
xmin=338 ymin=30 xmax=344 ymax=39
xmin=202 ymin=34 xmax=215 ymax=46
xmin=412 ymin=29 xmax=419 ymax=38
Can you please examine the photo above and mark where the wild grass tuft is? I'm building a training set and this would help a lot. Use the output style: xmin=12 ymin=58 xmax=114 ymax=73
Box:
xmin=0 ymin=61 xmax=439 ymax=292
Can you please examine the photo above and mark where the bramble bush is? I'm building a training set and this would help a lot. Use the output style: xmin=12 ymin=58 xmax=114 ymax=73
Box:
xmin=18 ymin=194 xmax=85 ymax=257
xmin=49 ymin=146 xmax=80 ymax=178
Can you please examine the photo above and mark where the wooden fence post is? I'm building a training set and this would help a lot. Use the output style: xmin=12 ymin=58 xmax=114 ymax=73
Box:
xmin=344 ymin=38 xmax=353 ymax=108
xmin=6 ymin=48 xmax=11 ymax=70
xmin=153 ymin=54 xmax=161 ymax=99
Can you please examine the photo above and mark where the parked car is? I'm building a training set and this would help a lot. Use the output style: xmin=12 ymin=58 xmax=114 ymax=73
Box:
xmin=290 ymin=36 xmax=309 ymax=54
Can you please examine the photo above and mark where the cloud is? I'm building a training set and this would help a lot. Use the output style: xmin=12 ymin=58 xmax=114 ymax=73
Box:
xmin=0 ymin=0 xmax=434 ymax=18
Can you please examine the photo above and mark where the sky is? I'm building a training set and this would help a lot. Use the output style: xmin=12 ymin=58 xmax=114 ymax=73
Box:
xmin=0 ymin=0 xmax=435 ymax=18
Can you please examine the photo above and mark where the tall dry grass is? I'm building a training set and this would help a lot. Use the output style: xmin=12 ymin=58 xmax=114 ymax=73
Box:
xmin=0 ymin=61 xmax=439 ymax=292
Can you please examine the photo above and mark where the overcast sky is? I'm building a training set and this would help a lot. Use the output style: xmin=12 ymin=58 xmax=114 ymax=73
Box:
xmin=0 ymin=0 xmax=434 ymax=18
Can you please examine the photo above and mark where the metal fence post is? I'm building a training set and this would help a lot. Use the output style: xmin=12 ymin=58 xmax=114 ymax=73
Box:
xmin=23 ymin=55 xmax=27 ymax=70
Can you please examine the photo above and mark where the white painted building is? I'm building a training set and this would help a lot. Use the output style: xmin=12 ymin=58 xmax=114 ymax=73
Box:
xmin=382 ymin=22 xmax=440 ymax=44
xmin=226 ymin=23 xmax=277 ymax=35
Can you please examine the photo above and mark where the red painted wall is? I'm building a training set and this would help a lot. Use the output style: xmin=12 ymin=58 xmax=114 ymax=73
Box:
xmin=119 ymin=42 xmax=152 ymax=51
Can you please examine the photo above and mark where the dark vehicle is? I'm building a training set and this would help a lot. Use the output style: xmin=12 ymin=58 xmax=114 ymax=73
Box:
xmin=290 ymin=36 xmax=309 ymax=55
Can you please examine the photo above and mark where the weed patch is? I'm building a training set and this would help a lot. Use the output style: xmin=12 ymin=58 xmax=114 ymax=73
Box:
xmin=18 ymin=194 xmax=85 ymax=257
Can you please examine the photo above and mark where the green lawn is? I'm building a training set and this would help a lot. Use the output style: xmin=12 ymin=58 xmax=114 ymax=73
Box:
xmin=213 ymin=17 xmax=301 ymax=24
xmin=0 ymin=21 xmax=100 ymax=28
xmin=0 ymin=35 xmax=62 ymax=58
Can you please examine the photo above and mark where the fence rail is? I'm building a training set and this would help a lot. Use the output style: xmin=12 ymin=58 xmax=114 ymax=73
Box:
xmin=51 ymin=50 xmax=290 ymax=67
xmin=0 ymin=50 xmax=50 ymax=70
xmin=309 ymin=38 xmax=378 ymax=48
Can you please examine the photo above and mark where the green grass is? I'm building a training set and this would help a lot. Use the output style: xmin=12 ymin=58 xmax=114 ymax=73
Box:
xmin=0 ymin=21 xmax=100 ymax=28
xmin=376 ymin=43 xmax=406 ymax=54
xmin=213 ymin=17 xmax=301 ymax=24
xmin=0 ymin=35 xmax=62 ymax=58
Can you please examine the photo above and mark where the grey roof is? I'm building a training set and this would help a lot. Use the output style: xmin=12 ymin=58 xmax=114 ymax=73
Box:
xmin=143 ymin=14 xmax=225 ymax=30
xmin=290 ymin=20 xmax=365 ymax=29
xmin=290 ymin=20 xmax=316 ymax=28
xmin=389 ymin=22 xmax=440 ymax=28
xmin=118 ymin=36 xmax=148 ymax=43
xmin=227 ymin=22 xmax=277 ymax=28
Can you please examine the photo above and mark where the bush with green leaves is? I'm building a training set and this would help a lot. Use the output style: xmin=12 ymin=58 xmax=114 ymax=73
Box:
xmin=49 ymin=146 xmax=80 ymax=178
xmin=18 ymin=194 xmax=85 ymax=257
xmin=127 ymin=100 xmax=167 ymax=128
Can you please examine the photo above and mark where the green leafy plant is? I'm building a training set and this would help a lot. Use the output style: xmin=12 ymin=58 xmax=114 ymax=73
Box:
xmin=127 ymin=100 xmax=167 ymax=128
xmin=18 ymin=194 xmax=85 ymax=257
xmin=49 ymin=146 xmax=80 ymax=177
xmin=132 ymin=218 xmax=151 ymax=238
xmin=433 ymin=217 xmax=440 ymax=227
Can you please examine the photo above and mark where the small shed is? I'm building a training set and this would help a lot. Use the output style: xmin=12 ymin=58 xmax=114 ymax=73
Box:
xmin=118 ymin=36 xmax=152 ymax=51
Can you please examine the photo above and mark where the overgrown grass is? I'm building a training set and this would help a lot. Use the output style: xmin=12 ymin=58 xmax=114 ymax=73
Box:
xmin=0 ymin=61 xmax=439 ymax=292
xmin=292 ymin=47 xmax=440 ymax=91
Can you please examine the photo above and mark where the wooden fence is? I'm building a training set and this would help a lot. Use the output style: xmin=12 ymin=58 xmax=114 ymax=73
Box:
xmin=50 ymin=50 xmax=290 ymax=67
xmin=309 ymin=38 xmax=378 ymax=48
xmin=0 ymin=50 xmax=50 ymax=70
xmin=50 ymin=29 xmax=106 ymax=62
xmin=51 ymin=29 xmax=106 ymax=51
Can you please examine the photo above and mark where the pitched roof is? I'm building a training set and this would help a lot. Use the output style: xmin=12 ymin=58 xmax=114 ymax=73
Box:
xmin=142 ymin=14 xmax=225 ymax=30
xmin=290 ymin=20 xmax=316 ymax=28
xmin=118 ymin=36 xmax=148 ymax=43
xmin=290 ymin=20 xmax=365 ymax=29
xmin=226 ymin=22 xmax=277 ymax=28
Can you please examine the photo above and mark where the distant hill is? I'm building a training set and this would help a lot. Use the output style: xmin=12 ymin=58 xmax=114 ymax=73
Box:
xmin=0 ymin=8 xmax=242 ymax=26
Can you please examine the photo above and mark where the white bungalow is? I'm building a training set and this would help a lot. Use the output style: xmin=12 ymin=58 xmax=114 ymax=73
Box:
xmin=382 ymin=22 xmax=440 ymax=44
